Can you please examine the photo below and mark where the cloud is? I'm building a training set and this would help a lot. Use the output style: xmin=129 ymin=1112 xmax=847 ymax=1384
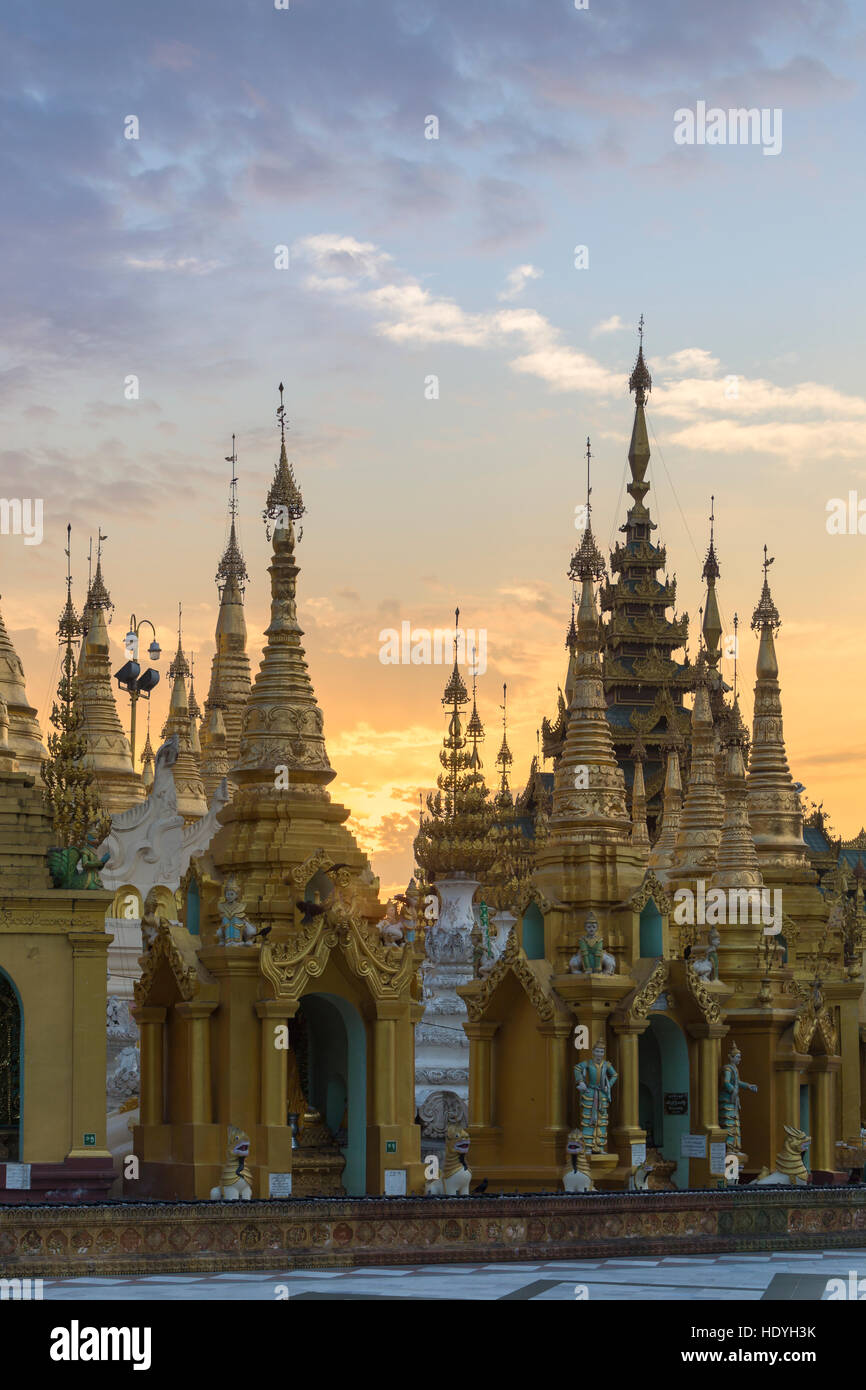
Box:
xmin=592 ymin=314 xmax=629 ymax=336
xmin=498 ymin=264 xmax=542 ymax=302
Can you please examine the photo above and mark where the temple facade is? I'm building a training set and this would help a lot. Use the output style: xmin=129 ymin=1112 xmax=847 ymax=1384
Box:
xmin=457 ymin=333 xmax=865 ymax=1192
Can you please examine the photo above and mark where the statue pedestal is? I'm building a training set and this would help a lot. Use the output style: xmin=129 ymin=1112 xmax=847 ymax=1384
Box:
xmin=587 ymin=1152 xmax=620 ymax=1189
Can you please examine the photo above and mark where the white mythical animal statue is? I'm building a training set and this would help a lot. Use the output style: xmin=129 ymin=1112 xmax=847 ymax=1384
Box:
xmin=99 ymin=735 xmax=228 ymax=899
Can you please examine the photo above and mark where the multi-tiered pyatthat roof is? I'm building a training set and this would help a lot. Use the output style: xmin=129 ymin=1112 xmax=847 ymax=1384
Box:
xmin=484 ymin=684 xmax=531 ymax=912
xmin=414 ymin=617 xmax=495 ymax=881
xmin=598 ymin=321 xmax=692 ymax=829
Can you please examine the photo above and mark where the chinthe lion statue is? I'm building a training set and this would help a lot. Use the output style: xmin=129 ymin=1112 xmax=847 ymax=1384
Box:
xmin=209 ymin=1124 xmax=253 ymax=1200
xmin=749 ymin=1125 xmax=811 ymax=1187
xmin=563 ymin=1130 xmax=594 ymax=1193
xmin=426 ymin=1123 xmax=472 ymax=1195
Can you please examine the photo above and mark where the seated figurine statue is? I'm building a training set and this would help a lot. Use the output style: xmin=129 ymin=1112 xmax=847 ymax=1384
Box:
xmin=689 ymin=926 xmax=721 ymax=982
xmin=563 ymin=1130 xmax=594 ymax=1193
xmin=216 ymin=875 xmax=257 ymax=946
xmin=569 ymin=913 xmax=616 ymax=975
xmin=425 ymin=1123 xmax=472 ymax=1196
xmin=377 ymin=899 xmax=405 ymax=948
xmin=209 ymin=1125 xmax=252 ymax=1200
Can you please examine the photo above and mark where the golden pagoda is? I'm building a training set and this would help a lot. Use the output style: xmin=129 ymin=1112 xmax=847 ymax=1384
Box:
xmin=132 ymin=387 xmax=424 ymax=1199
xmin=200 ymin=435 xmax=252 ymax=790
xmin=458 ymin=326 xmax=864 ymax=1193
xmin=75 ymin=538 xmax=145 ymax=815
xmin=160 ymin=608 xmax=208 ymax=821
xmin=0 ymin=533 xmax=113 ymax=1198
xmin=0 ymin=594 xmax=46 ymax=780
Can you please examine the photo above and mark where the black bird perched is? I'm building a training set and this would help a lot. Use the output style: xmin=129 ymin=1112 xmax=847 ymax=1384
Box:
xmin=253 ymin=926 xmax=272 ymax=942
xmin=296 ymin=899 xmax=328 ymax=925
xmin=472 ymin=1178 xmax=488 ymax=1195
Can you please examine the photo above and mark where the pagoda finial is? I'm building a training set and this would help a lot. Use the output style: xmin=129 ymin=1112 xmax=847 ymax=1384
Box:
xmin=58 ymin=523 xmax=83 ymax=641
xmin=751 ymin=545 xmax=780 ymax=634
xmin=628 ymin=315 xmax=652 ymax=403
xmin=216 ymin=434 xmax=249 ymax=593
xmin=701 ymin=497 xmax=722 ymax=670
xmin=264 ymin=382 xmax=304 ymax=539
xmin=169 ymin=602 xmax=190 ymax=681
xmin=568 ymin=436 xmax=606 ymax=583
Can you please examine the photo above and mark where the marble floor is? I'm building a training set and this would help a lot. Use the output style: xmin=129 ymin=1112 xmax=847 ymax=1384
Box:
xmin=25 ymin=1249 xmax=866 ymax=1300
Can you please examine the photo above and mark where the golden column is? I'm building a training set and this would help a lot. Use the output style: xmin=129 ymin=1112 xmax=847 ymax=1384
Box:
xmin=465 ymin=1021 xmax=499 ymax=1129
xmin=810 ymin=1055 xmax=841 ymax=1176
xmin=136 ymin=1005 xmax=166 ymax=1127
xmin=255 ymin=998 xmax=296 ymax=1128
xmin=66 ymin=929 xmax=113 ymax=1158
xmin=176 ymin=1000 xmax=217 ymax=1125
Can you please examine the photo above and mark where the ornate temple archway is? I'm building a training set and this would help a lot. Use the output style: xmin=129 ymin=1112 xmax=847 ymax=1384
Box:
xmin=294 ymin=991 xmax=367 ymax=1196
xmin=638 ymin=1013 xmax=690 ymax=1187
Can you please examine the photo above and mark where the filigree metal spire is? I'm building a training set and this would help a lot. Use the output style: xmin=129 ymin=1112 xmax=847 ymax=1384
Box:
xmin=169 ymin=602 xmax=190 ymax=681
xmin=216 ymin=434 xmax=249 ymax=593
xmin=58 ymin=523 xmax=84 ymax=641
xmin=466 ymin=660 xmax=484 ymax=770
xmin=628 ymin=313 xmax=652 ymax=404
xmin=496 ymin=682 xmax=513 ymax=791
xmin=702 ymin=496 xmax=720 ymax=582
xmin=568 ymin=436 xmax=606 ymax=583
xmin=264 ymin=382 xmax=305 ymax=538
xmin=751 ymin=545 xmax=781 ymax=633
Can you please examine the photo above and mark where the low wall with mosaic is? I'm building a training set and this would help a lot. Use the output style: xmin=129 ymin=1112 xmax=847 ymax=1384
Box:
xmin=2 ymin=1188 xmax=865 ymax=1278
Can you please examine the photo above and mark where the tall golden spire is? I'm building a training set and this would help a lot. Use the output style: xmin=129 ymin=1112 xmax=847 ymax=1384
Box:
xmin=626 ymin=314 xmax=652 ymax=514
xmin=484 ymin=682 xmax=530 ymax=911
xmin=711 ymin=700 xmax=762 ymax=889
xmin=202 ymin=436 xmax=253 ymax=785
xmin=746 ymin=548 xmax=809 ymax=871
xmin=701 ymin=498 xmax=722 ymax=672
xmin=648 ymin=742 xmax=683 ymax=869
xmin=233 ymin=386 xmax=330 ymax=789
xmin=669 ymin=659 xmax=722 ymax=881
xmin=75 ymin=535 xmax=144 ymax=813
xmin=551 ymin=442 xmax=631 ymax=842
xmin=161 ymin=603 xmax=208 ymax=820
xmin=629 ymin=736 xmax=650 ymax=850
xmin=140 ymin=719 xmax=155 ymax=793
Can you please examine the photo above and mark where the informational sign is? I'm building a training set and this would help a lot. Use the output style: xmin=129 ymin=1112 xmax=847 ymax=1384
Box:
xmin=630 ymin=1142 xmax=647 ymax=1166
xmin=83 ymin=1133 xmax=96 ymax=1146
xmin=664 ymin=1092 xmax=689 ymax=1115
xmin=681 ymin=1134 xmax=707 ymax=1158
xmin=385 ymin=1140 xmax=397 ymax=1154
xmin=384 ymin=1169 xmax=407 ymax=1196
xmin=4 ymin=1163 xmax=31 ymax=1190
xmin=269 ymin=1172 xmax=293 ymax=1197
xmin=709 ymin=1142 xmax=727 ymax=1176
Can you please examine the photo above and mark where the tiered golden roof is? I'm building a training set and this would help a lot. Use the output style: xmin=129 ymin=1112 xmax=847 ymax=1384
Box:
xmin=414 ymin=619 xmax=496 ymax=880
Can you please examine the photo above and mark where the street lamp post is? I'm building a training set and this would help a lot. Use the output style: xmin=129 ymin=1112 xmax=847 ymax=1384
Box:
xmin=114 ymin=614 xmax=161 ymax=767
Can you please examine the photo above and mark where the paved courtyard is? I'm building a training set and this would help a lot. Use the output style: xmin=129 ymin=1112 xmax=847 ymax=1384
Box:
xmin=28 ymin=1249 xmax=866 ymax=1300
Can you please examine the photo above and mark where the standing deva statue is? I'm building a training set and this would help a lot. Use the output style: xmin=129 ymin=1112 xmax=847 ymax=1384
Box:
xmin=574 ymin=1040 xmax=618 ymax=1154
xmin=719 ymin=1041 xmax=757 ymax=1155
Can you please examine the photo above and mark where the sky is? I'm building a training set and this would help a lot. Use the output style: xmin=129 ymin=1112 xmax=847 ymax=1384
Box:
xmin=1 ymin=0 xmax=865 ymax=896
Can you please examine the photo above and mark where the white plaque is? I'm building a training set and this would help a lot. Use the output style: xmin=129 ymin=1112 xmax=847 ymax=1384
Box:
xmin=268 ymin=1172 xmax=293 ymax=1197
xmin=681 ymin=1134 xmax=707 ymax=1158
xmin=709 ymin=1142 xmax=727 ymax=1176
xmin=384 ymin=1168 xmax=407 ymax=1196
xmin=630 ymin=1142 xmax=647 ymax=1166
xmin=5 ymin=1164 xmax=31 ymax=1190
